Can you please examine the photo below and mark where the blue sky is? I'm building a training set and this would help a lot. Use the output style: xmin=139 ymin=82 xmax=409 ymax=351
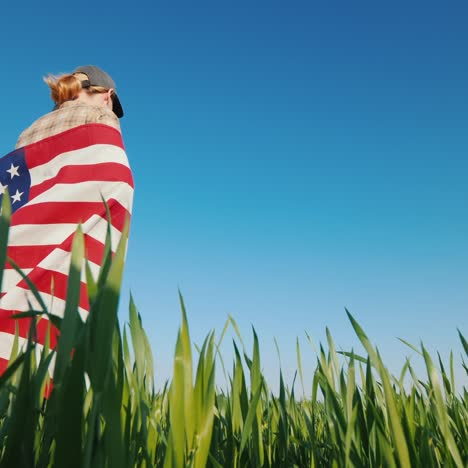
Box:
xmin=1 ymin=2 xmax=467 ymax=390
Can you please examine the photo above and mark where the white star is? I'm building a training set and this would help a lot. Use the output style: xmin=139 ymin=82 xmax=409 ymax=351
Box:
xmin=0 ymin=181 xmax=7 ymax=194
xmin=6 ymin=163 xmax=20 ymax=179
xmin=11 ymin=189 xmax=23 ymax=204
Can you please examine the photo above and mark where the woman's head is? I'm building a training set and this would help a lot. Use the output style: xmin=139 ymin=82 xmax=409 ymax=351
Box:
xmin=44 ymin=65 xmax=124 ymax=118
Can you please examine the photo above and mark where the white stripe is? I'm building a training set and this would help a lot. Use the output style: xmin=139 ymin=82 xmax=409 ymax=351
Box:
xmin=83 ymin=260 xmax=100 ymax=282
xmin=0 ymin=331 xmax=44 ymax=361
xmin=1 ymin=269 xmax=33 ymax=294
xmin=1 ymin=263 xmax=97 ymax=296
xmin=0 ymin=332 xmax=56 ymax=376
xmin=9 ymin=214 xmax=123 ymax=250
xmin=0 ymin=249 xmax=99 ymax=321
xmin=47 ymin=249 xmax=101 ymax=280
xmin=9 ymin=223 xmax=80 ymax=246
xmin=0 ymin=285 xmax=50 ymax=312
xmin=0 ymin=285 xmax=88 ymax=321
xmin=35 ymin=248 xmax=100 ymax=283
xmin=29 ymin=145 xmax=129 ymax=186
xmin=27 ymin=180 xmax=133 ymax=213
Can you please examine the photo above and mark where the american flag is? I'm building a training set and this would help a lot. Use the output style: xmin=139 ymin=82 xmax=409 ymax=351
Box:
xmin=0 ymin=124 xmax=134 ymax=373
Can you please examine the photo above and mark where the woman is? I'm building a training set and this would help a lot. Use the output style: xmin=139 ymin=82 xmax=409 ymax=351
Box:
xmin=0 ymin=65 xmax=132 ymax=377
xmin=16 ymin=65 xmax=124 ymax=149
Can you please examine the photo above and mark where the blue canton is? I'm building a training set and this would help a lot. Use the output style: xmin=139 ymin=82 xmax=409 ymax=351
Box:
xmin=0 ymin=148 xmax=31 ymax=214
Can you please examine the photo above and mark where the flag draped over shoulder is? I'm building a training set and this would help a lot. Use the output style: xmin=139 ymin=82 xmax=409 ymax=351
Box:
xmin=0 ymin=123 xmax=134 ymax=373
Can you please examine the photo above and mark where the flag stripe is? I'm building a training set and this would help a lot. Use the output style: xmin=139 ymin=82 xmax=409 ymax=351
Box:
xmin=14 ymin=267 xmax=89 ymax=311
xmin=2 ymin=255 xmax=100 ymax=295
xmin=0 ymin=312 xmax=58 ymax=349
xmin=0 ymin=285 xmax=88 ymax=321
xmin=1 ymin=269 xmax=33 ymax=293
xmin=0 ymin=332 xmax=48 ymax=363
xmin=29 ymin=144 xmax=130 ymax=186
xmin=24 ymin=124 xmax=124 ymax=169
xmin=11 ymin=199 xmax=130 ymax=231
xmin=29 ymin=163 xmax=133 ymax=201
xmin=6 ymin=245 xmax=58 ymax=269
xmin=6 ymin=234 xmax=108 ymax=270
xmin=8 ymin=214 xmax=123 ymax=248
xmin=24 ymin=181 xmax=133 ymax=211
xmin=0 ymin=358 xmax=8 ymax=374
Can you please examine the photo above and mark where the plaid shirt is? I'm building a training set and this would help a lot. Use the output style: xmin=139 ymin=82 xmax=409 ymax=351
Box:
xmin=16 ymin=100 xmax=121 ymax=148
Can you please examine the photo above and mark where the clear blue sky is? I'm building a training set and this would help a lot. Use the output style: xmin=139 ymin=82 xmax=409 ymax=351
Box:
xmin=1 ymin=2 xmax=467 ymax=390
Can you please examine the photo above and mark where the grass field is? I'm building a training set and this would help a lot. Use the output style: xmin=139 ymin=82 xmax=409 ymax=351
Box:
xmin=0 ymin=196 xmax=467 ymax=467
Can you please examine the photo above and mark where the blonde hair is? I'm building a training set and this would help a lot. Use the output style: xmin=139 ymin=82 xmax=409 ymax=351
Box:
xmin=44 ymin=72 xmax=110 ymax=106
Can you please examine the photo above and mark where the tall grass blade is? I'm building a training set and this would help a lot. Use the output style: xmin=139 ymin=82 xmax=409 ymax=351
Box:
xmin=0 ymin=189 xmax=11 ymax=293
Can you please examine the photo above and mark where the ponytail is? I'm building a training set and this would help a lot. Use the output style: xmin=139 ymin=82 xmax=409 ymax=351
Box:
xmin=44 ymin=74 xmax=82 ymax=106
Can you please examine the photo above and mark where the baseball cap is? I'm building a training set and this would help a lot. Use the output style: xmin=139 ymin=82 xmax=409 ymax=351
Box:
xmin=73 ymin=65 xmax=124 ymax=118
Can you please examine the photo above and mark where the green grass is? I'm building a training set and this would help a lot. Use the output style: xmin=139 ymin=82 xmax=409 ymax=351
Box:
xmin=0 ymin=203 xmax=467 ymax=467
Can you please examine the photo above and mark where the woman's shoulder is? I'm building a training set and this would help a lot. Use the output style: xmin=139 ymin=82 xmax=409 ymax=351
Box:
xmin=16 ymin=102 xmax=120 ymax=148
xmin=57 ymin=101 xmax=120 ymax=129
xmin=79 ymin=102 xmax=121 ymax=129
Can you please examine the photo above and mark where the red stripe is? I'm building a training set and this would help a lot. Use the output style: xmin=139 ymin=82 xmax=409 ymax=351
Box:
xmin=15 ymin=267 xmax=89 ymax=311
xmin=24 ymin=124 xmax=124 ymax=169
xmin=29 ymin=163 xmax=134 ymax=200
xmin=11 ymin=199 xmax=130 ymax=232
xmin=6 ymin=245 xmax=56 ymax=269
xmin=83 ymin=234 xmax=107 ymax=265
xmin=0 ymin=265 xmax=89 ymax=347
xmin=0 ymin=309 xmax=59 ymax=348
xmin=6 ymin=232 xmax=109 ymax=278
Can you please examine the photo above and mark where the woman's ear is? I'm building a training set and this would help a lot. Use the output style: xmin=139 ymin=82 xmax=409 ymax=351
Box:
xmin=105 ymin=89 xmax=115 ymax=108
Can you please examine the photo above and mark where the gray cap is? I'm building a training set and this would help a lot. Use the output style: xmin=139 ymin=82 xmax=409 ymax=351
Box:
xmin=73 ymin=65 xmax=124 ymax=118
